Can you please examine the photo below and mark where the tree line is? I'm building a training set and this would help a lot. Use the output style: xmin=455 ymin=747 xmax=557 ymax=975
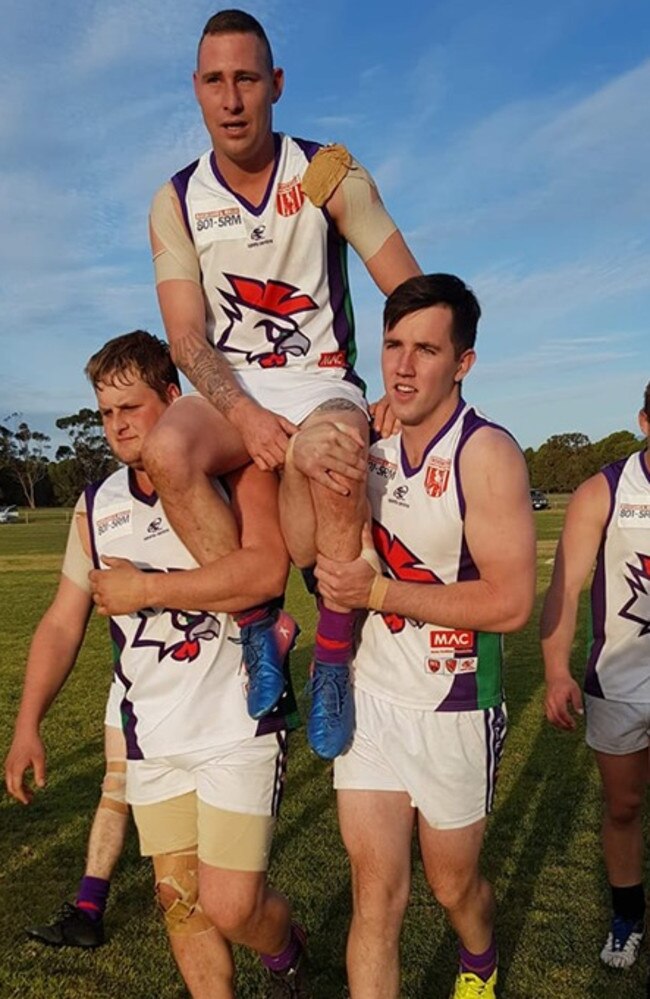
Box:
xmin=0 ymin=413 xmax=645 ymax=509
xmin=524 ymin=430 xmax=643 ymax=493
xmin=0 ymin=411 xmax=117 ymax=508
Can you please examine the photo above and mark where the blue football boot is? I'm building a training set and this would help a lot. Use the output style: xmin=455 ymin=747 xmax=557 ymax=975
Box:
xmin=307 ymin=661 xmax=354 ymax=759
xmin=239 ymin=611 xmax=299 ymax=719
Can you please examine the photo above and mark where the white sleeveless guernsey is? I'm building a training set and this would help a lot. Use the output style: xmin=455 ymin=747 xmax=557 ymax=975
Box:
xmin=170 ymin=133 xmax=364 ymax=410
xmin=85 ymin=467 xmax=275 ymax=760
xmin=585 ymin=450 xmax=650 ymax=701
xmin=353 ymin=400 xmax=507 ymax=712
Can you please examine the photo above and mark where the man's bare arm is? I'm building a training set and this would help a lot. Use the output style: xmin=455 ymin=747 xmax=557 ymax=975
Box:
xmin=316 ymin=429 xmax=535 ymax=633
xmin=5 ymin=570 xmax=93 ymax=804
xmin=324 ymin=163 xmax=421 ymax=295
xmin=90 ymin=465 xmax=289 ymax=616
xmin=541 ymin=474 xmax=609 ymax=729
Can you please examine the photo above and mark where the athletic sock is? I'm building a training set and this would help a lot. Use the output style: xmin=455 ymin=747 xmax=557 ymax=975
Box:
xmin=458 ymin=937 xmax=497 ymax=982
xmin=76 ymin=876 xmax=110 ymax=922
xmin=234 ymin=605 xmax=274 ymax=629
xmin=314 ymin=605 xmax=357 ymax=665
xmin=261 ymin=923 xmax=304 ymax=973
xmin=611 ymin=883 xmax=646 ymax=923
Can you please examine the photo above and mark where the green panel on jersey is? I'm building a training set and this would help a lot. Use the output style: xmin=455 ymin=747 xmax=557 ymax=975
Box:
xmin=339 ymin=242 xmax=366 ymax=390
xmin=476 ymin=631 xmax=504 ymax=708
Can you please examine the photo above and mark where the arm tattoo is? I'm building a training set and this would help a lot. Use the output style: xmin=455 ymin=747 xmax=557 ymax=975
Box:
xmin=174 ymin=334 xmax=243 ymax=416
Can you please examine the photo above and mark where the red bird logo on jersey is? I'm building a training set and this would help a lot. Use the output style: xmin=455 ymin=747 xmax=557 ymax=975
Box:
xmin=620 ymin=553 xmax=650 ymax=635
xmin=371 ymin=520 xmax=442 ymax=634
xmin=217 ymin=274 xmax=318 ymax=368
xmin=132 ymin=609 xmax=221 ymax=663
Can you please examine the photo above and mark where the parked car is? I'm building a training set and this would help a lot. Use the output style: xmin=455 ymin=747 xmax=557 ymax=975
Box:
xmin=530 ymin=490 xmax=549 ymax=511
xmin=0 ymin=505 xmax=19 ymax=523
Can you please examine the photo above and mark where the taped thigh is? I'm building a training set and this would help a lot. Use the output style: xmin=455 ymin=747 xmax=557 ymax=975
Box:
xmin=153 ymin=850 xmax=213 ymax=936
xmin=99 ymin=758 xmax=128 ymax=815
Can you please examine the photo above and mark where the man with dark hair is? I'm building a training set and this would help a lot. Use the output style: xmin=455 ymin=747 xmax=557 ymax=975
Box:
xmin=145 ymin=8 xmax=421 ymax=759
xmin=199 ymin=9 xmax=273 ymax=69
xmin=311 ymin=274 xmax=535 ymax=999
xmin=5 ymin=331 xmax=309 ymax=998
xmin=542 ymin=382 xmax=650 ymax=973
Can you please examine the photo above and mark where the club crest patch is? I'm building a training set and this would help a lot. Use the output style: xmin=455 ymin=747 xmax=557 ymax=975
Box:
xmin=276 ymin=176 xmax=304 ymax=217
xmin=424 ymin=457 xmax=451 ymax=498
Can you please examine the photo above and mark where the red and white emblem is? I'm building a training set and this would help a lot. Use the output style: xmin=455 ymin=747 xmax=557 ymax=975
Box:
xmin=425 ymin=457 xmax=451 ymax=498
xmin=276 ymin=176 xmax=304 ymax=217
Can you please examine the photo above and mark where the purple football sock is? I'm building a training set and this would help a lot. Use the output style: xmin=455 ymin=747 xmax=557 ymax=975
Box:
xmin=459 ymin=937 xmax=497 ymax=981
xmin=315 ymin=605 xmax=357 ymax=665
xmin=261 ymin=923 xmax=304 ymax=972
xmin=235 ymin=605 xmax=273 ymax=628
xmin=76 ymin=876 xmax=110 ymax=922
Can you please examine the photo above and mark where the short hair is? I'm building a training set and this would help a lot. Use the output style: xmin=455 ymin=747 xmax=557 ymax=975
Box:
xmin=199 ymin=9 xmax=274 ymax=71
xmin=383 ymin=274 xmax=481 ymax=357
xmin=85 ymin=330 xmax=180 ymax=403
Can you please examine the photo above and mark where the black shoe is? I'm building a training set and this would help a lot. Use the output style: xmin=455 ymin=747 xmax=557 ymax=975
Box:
xmin=26 ymin=901 xmax=105 ymax=948
xmin=266 ymin=925 xmax=311 ymax=998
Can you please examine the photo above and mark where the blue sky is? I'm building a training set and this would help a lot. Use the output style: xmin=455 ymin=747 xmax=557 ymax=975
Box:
xmin=2 ymin=0 xmax=649 ymax=451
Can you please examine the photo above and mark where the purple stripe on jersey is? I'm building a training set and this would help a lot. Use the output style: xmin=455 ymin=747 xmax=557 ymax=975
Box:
xmin=210 ymin=133 xmax=282 ymax=217
xmin=292 ymin=136 xmax=322 ymax=162
xmin=171 ymin=158 xmax=200 ymax=238
xmin=84 ymin=482 xmax=103 ymax=569
xmin=323 ymin=223 xmax=364 ymax=390
xmin=256 ymin=713 xmax=289 ymax=737
xmin=601 ymin=459 xmax=626 ymax=526
xmin=128 ymin=468 xmax=157 ymax=507
xmin=401 ymin=398 xmax=465 ymax=479
xmin=110 ymin=619 xmax=143 ymax=760
xmin=458 ymin=533 xmax=479 ymax=582
xmin=638 ymin=448 xmax=650 ymax=485
xmin=453 ymin=408 xmax=517 ymax=519
xmin=584 ymin=539 xmax=607 ymax=698
xmin=584 ymin=460 xmax=627 ymax=696
xmin=436 ymin=671 xmax=478 ymax=711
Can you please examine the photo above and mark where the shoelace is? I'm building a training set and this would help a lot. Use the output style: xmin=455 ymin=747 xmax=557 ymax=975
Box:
xmin=611 ymin=916 xmax=641 ymax=951
xmin=310 ymin=668 xmax=347 ymax=718
xmin=231 ymin=626 xmax=265 ymax=674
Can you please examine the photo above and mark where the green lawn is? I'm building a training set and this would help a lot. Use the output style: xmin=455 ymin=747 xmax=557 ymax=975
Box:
xmin=0 ymin=509 xmax=646 ymax=998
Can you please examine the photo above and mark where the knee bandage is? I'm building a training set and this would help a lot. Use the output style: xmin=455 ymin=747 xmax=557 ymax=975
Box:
xmin=153 ymin=851 xmax=213 ymax=936
xmin=99 ymin=759 xmax=128 ymax=815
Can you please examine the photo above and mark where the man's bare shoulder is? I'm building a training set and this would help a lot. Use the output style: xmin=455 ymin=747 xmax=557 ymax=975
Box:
xmin=461 ymin=422 xmax=524 ymax=468
xmin=566 ymin=471 xmax=610 ymax=523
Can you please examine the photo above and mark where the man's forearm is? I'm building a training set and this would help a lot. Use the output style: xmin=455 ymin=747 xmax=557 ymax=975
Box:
xmin=143 ymin=550 xmax=288 ymax=614
xmin=171 ymin=330 xmax=250 ymax=420
xmin=14 ymin=618 xmax=84 ymax=733
xmin=540 ymin=591 xmax=580 ymax=681
xmin=380 ymin=575 xmax=532 ymax=634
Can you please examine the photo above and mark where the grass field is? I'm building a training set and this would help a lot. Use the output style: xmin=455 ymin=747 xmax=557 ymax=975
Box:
xmin=1 ymin=500 xmax=646 ymax=998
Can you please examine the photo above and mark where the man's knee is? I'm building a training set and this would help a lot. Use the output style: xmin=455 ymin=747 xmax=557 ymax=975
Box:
xmin=200 ymin=878 xmax=265 ymax=941
xmin=142 ymin=421 xmax=194 ymax=484
xmin=99 ymin=759 xmax=128 ymax=816
xmin=427 ymin=868 xmax=479 ymax=913
xmin=350 ymin=863 xmax=409 ymax=932
xmin=605 ymin=792 xmax=645 ymax=826
xmin=153 ymin=851 xmax=213 ymax=936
